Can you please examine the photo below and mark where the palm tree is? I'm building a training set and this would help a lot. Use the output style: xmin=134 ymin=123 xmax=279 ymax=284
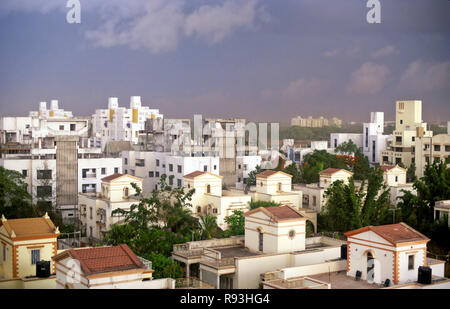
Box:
xmin=199 ymin=215 xmax=220 ymax=240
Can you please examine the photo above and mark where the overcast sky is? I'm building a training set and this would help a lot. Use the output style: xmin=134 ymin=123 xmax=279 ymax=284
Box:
xmin=0 ymin=0 xmax=449 ymax=124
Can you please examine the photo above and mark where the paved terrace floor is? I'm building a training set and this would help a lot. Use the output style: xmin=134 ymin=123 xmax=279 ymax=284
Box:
xmin=212 ymin=246 xmax=262 ymax=258
xmin=308 ymin=271 xmax=383 ymax=289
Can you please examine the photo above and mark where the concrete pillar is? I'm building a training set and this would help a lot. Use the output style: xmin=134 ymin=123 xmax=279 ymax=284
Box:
xmin=216 ymin=275 xmax=220 ymax=289
xmin=186 ymin=262 xmax=190 ymax=278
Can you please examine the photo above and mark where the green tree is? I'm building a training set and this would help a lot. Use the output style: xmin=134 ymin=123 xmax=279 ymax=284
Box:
xmin=300 ymin=150 xmax=346 ymax=183
xmin=112 ymin=175 xmax=199 ymax=235
xmin=320 ymin=168 xmax=392 ymax=232
xmin=0 ymin=167 xmax=33 ymax=218
xmin=199 ymin=215 xmax=221 ymax=240
xmin=249 ymin=200 xmax=281 ymax=210
xmin=144 ymin=253 xmax=183 ymax=279
xmin=246 ymin=165 xmax=263 ymax=188
xmin=223 ymin=210 xmax=245 ymax=237
xmin=283 ymin=163 xmax=301 ymax=184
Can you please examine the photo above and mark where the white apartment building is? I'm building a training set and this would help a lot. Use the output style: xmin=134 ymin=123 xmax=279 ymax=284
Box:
xmin=282 ymin=140 xmax=334 ymax=164
xmin=92 ymin=96 xmax=163 ymax=149
xmin=122 ymin=150 xmax=220 ymax=192
xmin=414 ymin=133 xmax=450 ymax=178
xmin=0 ymin=101 xmax=122 ymax=221
xmin=381 ymin=100 xmax=432 ymax=167
xmin=330 ymin=112 xmax=392 ymax=165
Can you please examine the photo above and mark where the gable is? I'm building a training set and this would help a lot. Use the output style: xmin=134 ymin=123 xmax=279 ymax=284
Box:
xmin=0 ymin=225 xmax=10 ymax=240
xmin=349 ymin=230 xmax=393 ymax=246
xmin=110 ymin=175 xmax=143 ymax=184
xmin=245 ymin=209 xmax=272 ymax=222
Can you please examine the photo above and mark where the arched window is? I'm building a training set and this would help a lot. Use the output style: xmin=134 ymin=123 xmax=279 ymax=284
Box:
xmin=197 ymin=206 xmax=202 ymax=213
xmin=367 ymin=252 xmax=375 ymax=282
xmin=206 ymin=184 xmax=211 ymax=194
xmin=124 ymin=187 xmax=129 ymax=197
xmin=278 ymin=182 xmax=282 ymax=192
xmin=257 ymin=228 xmax=263 ymax=252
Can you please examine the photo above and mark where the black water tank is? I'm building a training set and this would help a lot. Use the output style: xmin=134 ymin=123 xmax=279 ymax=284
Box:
xmin=36 ymin=261 xmax=51 ymax=278
xmin=418 ymin=266 xmax=432 ymax=284
xmin=341 ymin=244 xmax=348 ymax=259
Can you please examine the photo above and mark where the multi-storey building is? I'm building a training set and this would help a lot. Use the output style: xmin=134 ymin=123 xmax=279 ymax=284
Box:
xmin=0 ymin=101 xmax=122 ymax=221
xmin=414 ymin=133 xmax=450 ymax=178
xmin=291 ymin=116 xmax=342 ymax=128
xmin=92 ymin=96 xmax=163 ymax=150
xmin=381 ymin=100 xmax=432 ymax=167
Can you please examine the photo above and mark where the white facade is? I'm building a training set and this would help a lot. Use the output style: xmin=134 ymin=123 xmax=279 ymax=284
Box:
xmin=330 ymin=133 xmax=363 ymax=150
xmin=92 ymin=96 xmax=163 ymax=149
xmin=345 ymin=223 xmax=436 ymax=285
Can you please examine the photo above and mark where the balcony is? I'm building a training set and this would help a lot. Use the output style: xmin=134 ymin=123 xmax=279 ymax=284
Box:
xmin=175 ymin=277 xmax=214 ymax=289
xmin=83 ymin=172 xmax=97 ymax=179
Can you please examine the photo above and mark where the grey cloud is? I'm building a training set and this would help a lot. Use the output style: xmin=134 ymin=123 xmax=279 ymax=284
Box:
xmin=347 ymin=62 xmax=391 ymax=95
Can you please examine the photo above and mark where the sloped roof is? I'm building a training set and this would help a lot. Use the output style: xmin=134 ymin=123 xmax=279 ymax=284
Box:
xmin=183 ymin=171 xmax=223 ymax=179
xmin=244 ymin=205 xmax=305 ymax=222
xmin=256 ymin=170 xmax=293 ymax=178
xmin=345 ymin=222 xmax=429 ymax=246
xmin=380 ymin=165 xmax=406 ymax=172
xmin=0 ymin=215 xmax=58 ymax=239
xmin=319 ymin=168 xmax=353 ymax=176
xmin=52 ymin=244 xmax=145 ymax=277
xmin=101 ymin=173 xmax=142 ymax=183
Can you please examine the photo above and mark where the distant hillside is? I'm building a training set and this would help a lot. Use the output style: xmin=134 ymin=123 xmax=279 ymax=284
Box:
xmin=279 ymin=124 xmax=363 ymax=141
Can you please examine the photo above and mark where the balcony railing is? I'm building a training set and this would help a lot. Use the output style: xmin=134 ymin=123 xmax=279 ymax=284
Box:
xmin=201 ymin=248 xmax=235 ymax=268
xmin=137 ymin=256 xmax=152 ymax=270
xmin=83 ymin=172 xmax=97 ymax=179
xmin=173 ymin=244 xmax=204 ymax=257
xmin=175 ymin=277 xmax=214 ymax=289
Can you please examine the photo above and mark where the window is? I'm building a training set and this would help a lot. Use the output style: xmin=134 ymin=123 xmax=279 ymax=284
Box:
xmin=156 ymin=171 xmax=160 ymax=177
xmin=258 ymin=229 xmax=263 ymax=252
xmin=89 ymin=227 xmax=93 ymax=237
xmin=37 ymin=170 xmax=52 ymax=179
xmin=313 ymin=196 xmax=317 ymax=206
xmin=207 ymin=184 xmax=211 ymax=194
xmin=197 ymin=206 xmax=202 ymax=213
xmin=114 ymin=167 xmax=119 ymax=173
xmin=214 ymin=165 xmax=217 ymax=170
xmin=204 ymin=165 xmax=208 ymax=172
xmin=22 ymin=170 xmax=27 ymax=177
xmin=288 ymin=230 xmax=296 ymax=239
xmin=408 ymin=255 xmax=414 ymax=270
xmin=446 ymin=146 xmax=450 ymax=152
xmin=177 ymin=165 xmax=182 ymax=173
xmin=169 ymin=178 xmax=173 ymax=186
xmin=278 ymin=182 xmax=282 ymax=192
xmin=156 ymin=159 xmax=160 ymax=167
xmin=243 ymin=178 xmax=247 ymax=184
xmin=124 ymin=158 xmax=128 ymax=165
xmin=90 ymin=207 xmax=93 ymax=220
xmin=149 ymin=171 xmax=154 ymax=177
xmin=31 ymin=249 xmax=40 ymax=265
xmin=59 ymin=125 xmax=64 ymax=130
xmin=400 ymin=120 xmax=403 ymax=124
xmin=412 ymin=137 xmax=415 ymax=142
xmin=434 ymin=145 xmax=441 ymax=152
xmin=37 ymin=186 xmax=52 ymax=198
xmin=70 ymin=124 xmax=76 ymax=131
xmin=396 ymin=136 xmax=402 ymax=142
xmin=238 ymin=164 xmax=241 ymax=169
xmin=238 ymin=178 xmax=241 ymax=183
xmin=395 ymin=176 xmax=398 ymax=182
xmin=169 ymin=164 xmax=173 ymax=172
xmin=213 ymin=208 xmax=218 ymax=214
xmin=101 ymin=168 xmax=106 ymax=175
xmin=334 ymin=139 xmax=337 ymax=148
xmin=124 ymin=187 xmax=129 ymax=197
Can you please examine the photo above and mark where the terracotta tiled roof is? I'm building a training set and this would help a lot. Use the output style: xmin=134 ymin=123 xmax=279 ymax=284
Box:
xmin=380 ymin=165 xmax=406 ymax=172
xmin=345 ymin=223 xmax=429 ymax=246
xmin=0 ymin=215 xmax=58 ymax=239
xmin=319 ymin=168 xmax=352 ymax=176
xmin=244 ymin=205 xmax=305 ymax=222
xmin=256 ymin=170 xmax=293 ymax=178
xmin=101 ymin=173 xmax=124 ymax=182
xmin=183 ymin=171 xmax=222 ymax=179
xmin=101 ymin=173 xmax=142 ymax=183
xmin=54 ymin=244 xmax=145 ymax=277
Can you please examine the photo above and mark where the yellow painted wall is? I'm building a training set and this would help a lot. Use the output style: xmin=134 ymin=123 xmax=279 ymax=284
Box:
xmin=132 ymin=109 xmax=138 ymax=123
xmin=15 ymin=238 xmax=57 ymax=278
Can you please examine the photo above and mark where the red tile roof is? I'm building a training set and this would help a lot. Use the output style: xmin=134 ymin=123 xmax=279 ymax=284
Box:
xmin=183 ymin=171 xmax=222 ymax=179
xmin=53 ymin=244 xmax=145 ymax=277
xmin=256 ymin=170 xmax=292 ymax=178
xmin=0 ymin=215 xmax=58 ymax=239
xmin=101 ymin=173 xmax=124 ymax=182
xmin=380 ymin=165 xmax=396 ymax=172
xmin=319 ymin=168 xmax=352 ymax=176
xmin=345 ymin=223 xmax=429 ymax=246
xmin=245 ymin=205 xmax=305 ymax=222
